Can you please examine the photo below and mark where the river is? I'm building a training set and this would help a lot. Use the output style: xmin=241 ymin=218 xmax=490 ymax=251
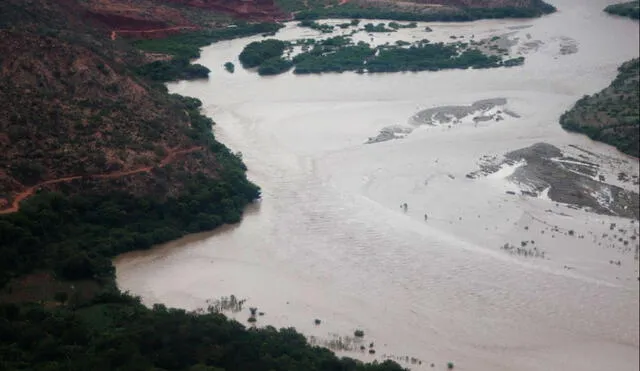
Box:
xmin=115 ymin=0 xmax=640 ymax=370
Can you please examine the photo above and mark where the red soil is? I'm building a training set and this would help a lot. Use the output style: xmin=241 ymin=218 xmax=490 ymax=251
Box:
xmin=0 ymin=146 xmax=202 ymax=214
xmin=162 ymin=0 xmax=288 ymax=21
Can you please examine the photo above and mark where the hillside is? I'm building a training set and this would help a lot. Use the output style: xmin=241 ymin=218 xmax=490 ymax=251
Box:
xmin=0 ymin=0 xmax=265 ymax=281
xmin=559 ymin=59 xmax=639 ymax=158
xmin=288 ymin=0 xmax=556 ymax=21
xmin=604 ymin=1 xmax=640 ymax=19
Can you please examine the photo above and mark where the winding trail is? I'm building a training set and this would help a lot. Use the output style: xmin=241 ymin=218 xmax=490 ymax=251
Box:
xmin=110 ymin=26 xmax=198 ymax=41
xmin=0 ymin=147 xmax=202 ymax=215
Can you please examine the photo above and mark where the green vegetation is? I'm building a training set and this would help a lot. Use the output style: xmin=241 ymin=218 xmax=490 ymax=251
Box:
xmin=0 ymin=94 xmax=259 ymax=286
xmin=363 ymin=23 xmax=394 ymax=33
xmin=134 ymin=23 xmax=284 ymax=81
xmin=137 ymin=58 xmax=210 ymax=81
xmin=366 ymin=43 xmax=504 ymax=72
xmin=241 ymin=36 xmax=524 ymax=75
xmin=298 ymin=20 xmax=335 ymax=33
xmin=0 ymin=295 xmax=407 ymax=371
xmin=559 ymin=59 xmax=639 ymax=157
xmin=604 ymin=1 xmax=640 ymax=19
xmin=238 ymin=39 xmax=293 ymax=76
xmin=239 ymin=39 xmax=288 ymax=68
xmin=224 ymin=62 xmax=235 ymax=73
xmin=258 ymin=57 xmax=294 ymax=75
xmin=388 ymin=22 xmax=418 ymax=29
xmin=293 ymin=40 xmax=374 ymax=74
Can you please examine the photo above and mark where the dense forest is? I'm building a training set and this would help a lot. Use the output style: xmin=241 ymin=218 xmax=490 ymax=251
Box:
xmin=604 ymin=1 xmax=640 ymax=19
xmin=559 ymin=58 xmax=639 ymax=157
xmin=239 ymin=36 xmax=524 ymax=75
xmin=0 ymin=95 xmax=260 ymax=286
xmin=0 ymin=293 xmax=406 ymax=371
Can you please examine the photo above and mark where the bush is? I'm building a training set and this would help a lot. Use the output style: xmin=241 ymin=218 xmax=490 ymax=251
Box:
xmin=239 ymin=39 xmax=288 ymax=68
xmin=136 ymin=58 xmax=210 ymax=82
xmin=258 ymin=57 xmax=293 ymax=75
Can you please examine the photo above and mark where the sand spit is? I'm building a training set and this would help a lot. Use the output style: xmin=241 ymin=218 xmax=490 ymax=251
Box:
xmin=410 ymin=97 xmax=509 ymax=126
xmin=468 ymin=142 xmax=640 ymax=219
xmin=365 ymin=125 xmax=413 ymax=144
xmin=367 ymin=98 xmax=518 ymax=144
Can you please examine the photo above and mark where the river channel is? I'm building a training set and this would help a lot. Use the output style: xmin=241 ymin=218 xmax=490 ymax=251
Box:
xmin=115 ymin=1 xmax=640 ymax=369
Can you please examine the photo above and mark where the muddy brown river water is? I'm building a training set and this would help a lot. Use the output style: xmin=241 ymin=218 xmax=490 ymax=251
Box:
xmin=115 ymin=1 xmax=640 ymax=369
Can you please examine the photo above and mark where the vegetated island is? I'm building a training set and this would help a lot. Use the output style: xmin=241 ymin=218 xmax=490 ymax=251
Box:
xmin=238 ymin=34 xmax=524 ymax=76
xmin=0 ymin=0 xmax=407 ymax=370
xmin=559 ymin=58 xmax=639 ymax=158
xmin=604 ymin=1 xmax=640 ymax=19
xmin=281 ymin=0 xmax=556 ymax=22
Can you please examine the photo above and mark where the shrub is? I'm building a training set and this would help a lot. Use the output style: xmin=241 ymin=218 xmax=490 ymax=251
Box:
xmin=239 ymin=39 xmax=287 ymax=68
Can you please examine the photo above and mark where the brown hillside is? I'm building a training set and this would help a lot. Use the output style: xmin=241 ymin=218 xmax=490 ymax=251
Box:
xmin=82 ymin=0 xmax=285 ymax=33
xmin=0 ymin=0 xmax=226 ymax=212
